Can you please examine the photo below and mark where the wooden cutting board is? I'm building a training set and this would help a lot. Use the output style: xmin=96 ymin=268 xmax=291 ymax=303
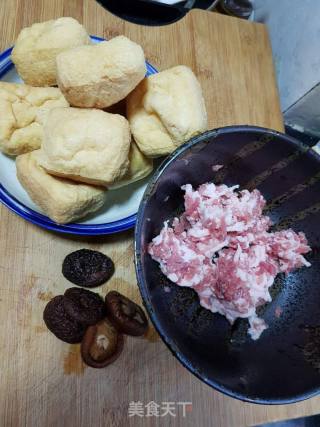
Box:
xmin=1 ymin=1 xmax=319 ymax=426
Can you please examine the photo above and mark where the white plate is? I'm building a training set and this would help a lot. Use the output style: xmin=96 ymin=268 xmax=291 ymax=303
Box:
xmin=0 ymin=36 xmax=158 ymax=235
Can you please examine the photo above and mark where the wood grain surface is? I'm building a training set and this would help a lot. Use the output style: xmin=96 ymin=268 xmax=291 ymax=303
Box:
xmin=1 ymin=1 xmax=319 ymax=426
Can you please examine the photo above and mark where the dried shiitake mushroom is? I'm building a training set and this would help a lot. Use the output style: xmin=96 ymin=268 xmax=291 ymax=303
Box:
xmin=43 ymin=295 xmax=86 ymax=343
xmin=81 ymin=318 xmax=124 ymax=368
xmin=62 ymin=249 xmax=114 ymax=288
xmin=105 ymin=291 xmax=148 ymax=336
xmin=63 ymin=287 xmax=106 ymax=326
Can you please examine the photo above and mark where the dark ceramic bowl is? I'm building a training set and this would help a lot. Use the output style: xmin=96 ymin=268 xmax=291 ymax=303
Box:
xmin=135 ymin=126 xmax=320 ymax=404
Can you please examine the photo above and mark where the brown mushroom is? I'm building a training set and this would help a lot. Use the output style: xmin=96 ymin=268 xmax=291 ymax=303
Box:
xmin=81 ymin=318 xmax=124 ymax=368
xmin=105 ymin=291 xmax=148 ymax=336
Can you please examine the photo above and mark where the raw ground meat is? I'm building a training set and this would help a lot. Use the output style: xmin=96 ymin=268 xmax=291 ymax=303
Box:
xmin=148 ymin=182 xmax=311 ymax=340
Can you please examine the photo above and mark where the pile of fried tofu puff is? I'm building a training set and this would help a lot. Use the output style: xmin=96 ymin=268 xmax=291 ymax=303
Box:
xmin=0 ymin=17 xmax=208 ymax=224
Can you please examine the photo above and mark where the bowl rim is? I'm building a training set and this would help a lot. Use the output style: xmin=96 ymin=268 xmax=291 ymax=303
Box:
xmin=134 ymin=124 xmax=320 ymax=404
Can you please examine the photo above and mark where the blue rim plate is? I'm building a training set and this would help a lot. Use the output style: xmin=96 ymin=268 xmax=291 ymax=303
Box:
xmin=0 ymin=35 xmax=158 ymax=235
